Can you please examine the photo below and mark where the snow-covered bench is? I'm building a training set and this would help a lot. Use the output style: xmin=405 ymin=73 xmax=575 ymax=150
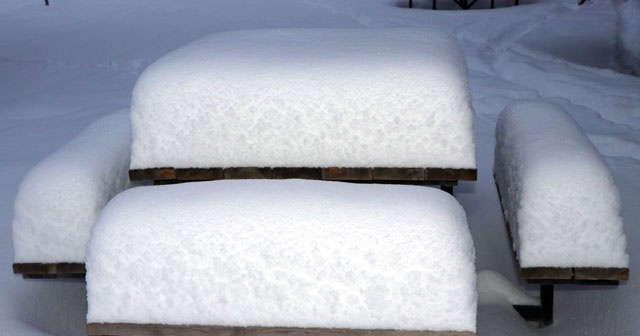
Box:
xmin=86 ymin=179 xmax=477 ymax=336
xmin=127 ymin=28 xmax=477 ymax=193
xmin=494 ymin=101 xmax=629 ymax=325
xmin=12 ymin=112 xmax=132 ymax=278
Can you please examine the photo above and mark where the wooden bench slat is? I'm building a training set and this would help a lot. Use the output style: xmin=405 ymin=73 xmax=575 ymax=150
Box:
xmin=87 ymin=323 xmax=475 ymax=336
xmin=425 ymin=168 xmax=476 ymax=181
xmin=518 ymin=267 xmax=573 ymax=280
xmin=13 ymin=263 xmax=85 ymax=278
xmin=574 ymin=267 xmax=629 ymax=281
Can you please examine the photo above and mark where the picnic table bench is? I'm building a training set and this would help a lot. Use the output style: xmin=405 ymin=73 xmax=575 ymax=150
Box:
xmin=86 ymin=180 xmax=478 ymax=336
xmin=12 ymin=112 xmax=131 ymax=279
xmin=493 ymin=101 xmax=629 ymax=326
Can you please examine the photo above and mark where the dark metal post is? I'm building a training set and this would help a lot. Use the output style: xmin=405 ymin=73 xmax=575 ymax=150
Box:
xmin=540 ymin=284 xmax=554 ymax=327
xmin=45 ymin=0 xmax=49 ymax=5
xmin=433 ymin=0 xmax=436 ymax=10
xmin=409 ymin=0 xmax=413 ymax=8
xmin=440 ymin=184 xmax=453 ymax=195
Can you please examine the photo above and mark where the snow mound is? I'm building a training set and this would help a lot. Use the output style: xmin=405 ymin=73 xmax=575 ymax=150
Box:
xmin=129 ymin=28 xmax=476 ymax=170
xmin=494 ymin=101 xmax=628 ymax=268
xmin=13 ymin=112 xmax=132 ymax=263
xmin=477 ymin=270 xmax=538 ymax=306
xmin=87 ymin=179 xmax=476 ymax=332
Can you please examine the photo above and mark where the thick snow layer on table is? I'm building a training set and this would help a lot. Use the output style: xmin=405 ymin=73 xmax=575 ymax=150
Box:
xmin=129 ymin=28 xmax=475 ymax=170
xmin=87 ymin=179 xmax=476 ymax=332
xmin=494 ymin=101 xmax=628 ymax=268
xmin=615 ymin=0 xmax=640 ymax=74
xmin=12 ymin=112 xmax=132 ymax=263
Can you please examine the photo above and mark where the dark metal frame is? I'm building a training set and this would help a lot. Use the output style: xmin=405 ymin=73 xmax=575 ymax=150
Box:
xmin=409 ymin=0 xmax=586 ymax=10
xmin=409 ymin=0 xmax=519 ymax=10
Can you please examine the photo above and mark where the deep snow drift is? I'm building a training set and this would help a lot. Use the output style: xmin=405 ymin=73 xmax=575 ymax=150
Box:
xmin=1 ymin=0 xmax=639 ymax=336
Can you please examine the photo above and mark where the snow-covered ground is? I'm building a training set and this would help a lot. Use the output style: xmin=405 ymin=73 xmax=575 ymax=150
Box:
xmin=1 ymin=0 xmax=638 ymax=335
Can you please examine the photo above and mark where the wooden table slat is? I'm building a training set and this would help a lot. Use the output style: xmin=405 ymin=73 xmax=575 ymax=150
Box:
xmin=87 ymin=323 xmax=475 ymax=336
xmin=130 ymin=167 xmax=477 ymax=183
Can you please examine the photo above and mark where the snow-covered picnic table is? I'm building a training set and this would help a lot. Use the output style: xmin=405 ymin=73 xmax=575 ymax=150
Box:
xmin=127 ymin=28 xmax=477 ymax=190
xmin=12 ymin=28 xmax=477 ymax=279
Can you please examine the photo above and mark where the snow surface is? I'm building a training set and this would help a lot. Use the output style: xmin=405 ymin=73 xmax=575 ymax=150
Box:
xmin=614 ymin=0 xmax=640 ymax=74
xmin=2 ymin=0 xmax=640 ymax=335
xmin=129 ymin=28 xmax=476 ymax=169
xmin=12 ymin=112 xmax=131 ymax=263
xmin=86 ymin=179 xmax=476 ymax=332
xmin=494 ymin=100 xmax=628 ymax=268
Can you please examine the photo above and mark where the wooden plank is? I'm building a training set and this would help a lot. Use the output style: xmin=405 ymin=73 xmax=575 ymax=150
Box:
xmin=13 ymin=263 xmax=85 ymax=278
xmin=152 ymin=168 xmax=176 ymax=180
xmin=519 ymin=267 xmax=573 ymax=280
xmin=129 ymin=169 xmax=155 ymax=181
xmin=87 ymin=323 xmax=475 ymax=336
xmin=224 ymin=168 xmax=273 ymax=179
xmin=574 ymin=267 xmax=629 ymax=281
xmin=176 ymin=168 xmax=224 ymax=181
xmin=425 ymin=168 xmax=476 ymax=181
xmin=132 ymin=167 xmax=476 ymax=184
xmin=272 ymin=168 xmax=322 ymax=180
xmin=322 ymin=168 xmax=373 ymax=181
xmin=373 ymin=168 xmax=424 ymax=181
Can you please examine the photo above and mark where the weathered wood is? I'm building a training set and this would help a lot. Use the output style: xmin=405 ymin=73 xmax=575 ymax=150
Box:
xmin=574 ymin=267 xmax=629 ymax=281
xmin=373 ymin=168 xmax=424 ymax=181
xmin=272 ymin=168 xmax=322 ymax=179
xmin=519 ymin=267 xmax=573 ymax=280
xmin=13 ymin=263 xmax=85 ymax=278
xmin=87 ymin=323 xmax=475 ymax=336
xmin=322 ymin=167 xmax=373 ymax=181
xmin=425 ymin=168 xmax=476 ymax=181
xmin=176 ymin=168 xmax=224 ymax=181
xmin=129 ymin=167 xmax=477 ymax=185
xmin=224 ymin=167 xmax=273 ymax=179
xmin=129 ymin=168 xmax=155 ymax=181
